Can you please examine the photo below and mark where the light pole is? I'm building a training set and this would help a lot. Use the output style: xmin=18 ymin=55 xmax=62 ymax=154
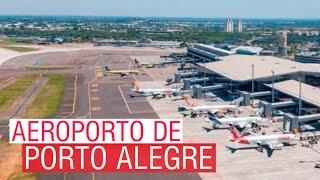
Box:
xmin=251 ymin=64 xmax=255 ymax=93
xmin=192 ymin=58 xmax=195 ymax=79
xmin=203 ymin=59 xmax=206 ymax=87
xmin=271 ymin=70 xmax=275 ymax=103
xmin=298 ymin=75 xmax=302 ymax=116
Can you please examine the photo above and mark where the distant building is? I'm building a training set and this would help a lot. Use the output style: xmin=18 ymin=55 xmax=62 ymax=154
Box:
xmin=295 ymin=52 xmax=320 ymax=64
xmin=224 ymin=18 xmax=233 ymax=33
xmin=278 ymin=32 xmax=288 ymax=57
xmin=138 ymin=37 xmax=152 ymax=44
xmin=187 ymin=44 xmax=234 ymax=61
xmin=237 ymin=19 xmax=243 ymax=33
xmin=232 ymin=46 xmax=263 ymax=55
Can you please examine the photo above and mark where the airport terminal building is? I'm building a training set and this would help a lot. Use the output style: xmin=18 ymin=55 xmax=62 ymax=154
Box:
xmin=175 ymin=45 xmax=320 ymax=132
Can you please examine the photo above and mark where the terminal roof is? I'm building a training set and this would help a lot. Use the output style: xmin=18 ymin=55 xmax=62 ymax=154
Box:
xmin=200 ymin=55 xmax=320 ymax=82
xmin=265 ymin=80 xmax=320 ymax=107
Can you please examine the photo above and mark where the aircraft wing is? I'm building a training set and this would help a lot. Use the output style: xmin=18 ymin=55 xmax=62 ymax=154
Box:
xmin=109 ymin=71 xmax=129 ymax=76
xmin=266 ymin=148 xmax=274 ymax=158
xmin=257 ymin=141 xmax=277 ymax=158
xmin=152 ymin=92 xmax=162 ymax=96
xmin=151 ymin=92 xmax=165 ymax=99
xmin=208 ymin=109 xmax=219 ymax=114
xmin=266 ymin=141 xmax=282 ymax=150
xmin=235 ymin=122 xmax=249 ymax=129
xmin=119 ymin=72 xmax=129 ymax=77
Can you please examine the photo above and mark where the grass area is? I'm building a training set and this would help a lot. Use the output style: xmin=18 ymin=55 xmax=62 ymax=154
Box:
xmin=0 ymin=39 xmax=38 ymax=52
xmin=0 ymin=75 xmax=37 ymax=113
xmin=0 ymin=142 xmax=36 ymax=180
xmin=0 ymin=39 xmax=23 ymax=46
xmin=25 ymin=66 xmax=74 ymax=70
xmin=7 ymin=171 xmax=37 ymax=180
xmin=24 ymin=75 xmax=67 ymax=118
xmin=1 ymin=46 xmax=38 ymax=52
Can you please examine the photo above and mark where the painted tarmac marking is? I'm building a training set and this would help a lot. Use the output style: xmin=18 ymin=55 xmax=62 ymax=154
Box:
xmin=91 ymin=88 xmax=99 ymax=92
xmin=126 ymin=100 xmax=148 ymax=103
xmin=63 ymin=104 xmax=73 ymax=107
xmin=91 ymin=107 xmax=102 ymax=112
xmin=130 ymin=110 xmax=156 ymax=114
xmin=91 ymin=97 xmax=100 ymax=101
xmin=118 ymin=85 xmax=132 ymax=114
xmin=91 ymin=84 xmax=99 ymax=88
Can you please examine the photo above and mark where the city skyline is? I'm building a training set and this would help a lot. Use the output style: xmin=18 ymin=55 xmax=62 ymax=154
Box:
xmin=0 ymin=0 xmax=320 ymax=19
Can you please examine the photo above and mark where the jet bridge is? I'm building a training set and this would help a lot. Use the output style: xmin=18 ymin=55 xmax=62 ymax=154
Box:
xmin=240 ymin=91 xmax=272 ymax=106
xmin=183 ymin=77 xmax=211 ymax=90
xmin=260 ymin=100 xmax=297 ymax=117
xmin=193 ymin=84 xmax=224 ymax=98
xmin=283 ymin=113 xmax=320 ymax=132
xmin=174 ymin=72 xmax=199 ymax=83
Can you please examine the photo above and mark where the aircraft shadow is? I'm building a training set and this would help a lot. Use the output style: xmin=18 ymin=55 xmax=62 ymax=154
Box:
xmin=226 ymin=146 xmax=275 ymax=158
xmin=202 ymin=127 xmax=229 ymax=133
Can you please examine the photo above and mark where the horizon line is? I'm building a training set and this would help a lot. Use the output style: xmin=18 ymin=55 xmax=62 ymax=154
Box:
xmin=0 ymin=14 xmax=320 ymax=20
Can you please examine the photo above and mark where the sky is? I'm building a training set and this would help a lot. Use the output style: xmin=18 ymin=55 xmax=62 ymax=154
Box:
xmin=0 ymin=0 xmax=319 ymax=19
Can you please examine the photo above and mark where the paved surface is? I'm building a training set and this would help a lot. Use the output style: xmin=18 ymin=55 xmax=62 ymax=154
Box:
xmin=147 ymin=88 xmax=320 ymax=180
xmin=2 ymin=48 xmax=320 ymax=179
xmin=55 ymin=75 xmax=77 ymax=118
xmin=34 ymin=49 xmax=200 ymax=180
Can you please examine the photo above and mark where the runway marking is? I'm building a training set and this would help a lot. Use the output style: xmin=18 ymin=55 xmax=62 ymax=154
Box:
xmin=130 ymin=110 xmax=156 ymax=114
xmin=91 ymin=88 xmax=99 ymax=92
xmin=94 ymin=66 xmax=104 ymax=78
xmin=91 ymin=97 xmax=100 ymax=101
xmin=118 ymin=85 xmax=132 ymax=114
xmin=69 ymin=74 xmax=78 ymax=118
xmin=126 ymin=100 xmax=148 ymax=103
xmin=65 ymin=87 xmax=75 ymax=90
xmin=64 ymin=98 xmax=74 ymax=100
xmin=91 ymin=107 xmax=101 ymax=112
xmin=96 ymin=72 xmax=103 ymax=78
xmin=63 ymin=104 xmax=73 ymax=107
xmin=91 ymin=83 xmax=99 ymax=88
xmin=88 ymin=82 xmax=92 ymax=119
xmin=0 ymin=76 xmax=16 ymax=86
xmin=92 ymin=173 xmax=95 ymax=180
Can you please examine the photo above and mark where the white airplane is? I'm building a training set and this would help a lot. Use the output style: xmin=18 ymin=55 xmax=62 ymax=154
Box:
xmin=105 ymin=66 xmax=139 ymax=77
xmin=230 ymin=126 xmax=299 ymax=157
xmin=210 ymin=116 xmax=265 ymax=129
xmin=131 ymin=82 xmax=180 ymax=99
xmin=178 ymin=96 xmax=239 ymax=117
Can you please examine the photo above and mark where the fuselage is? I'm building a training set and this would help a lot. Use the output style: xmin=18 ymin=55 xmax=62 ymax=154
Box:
xmin=237 ymin=134 xmax=299 ymax=145
xmin=185 ymin=104 xmax=238 ymax=113
xmin=109 ymin=70 xmax=139 ymax=74
xmin=213 ymin=116 xmax=263 ymax=126
xmin=132 ymin=88 xmax=179 ymax=95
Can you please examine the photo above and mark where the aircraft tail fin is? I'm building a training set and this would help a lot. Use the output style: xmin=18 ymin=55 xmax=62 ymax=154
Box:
xmin=182 ymin=95 xmax=196 ymax=107
xmin=226 ymin=146 xmax=238 ymax=154
xmin=132 ymin=81 xmax=141 ymax=92
xmin=105 ymin=65 xmax=111 ymax=71
xmin=230 ymin=126 xmax=243 ymax=140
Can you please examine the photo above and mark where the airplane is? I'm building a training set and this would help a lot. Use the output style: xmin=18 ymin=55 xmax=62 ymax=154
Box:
xmin=229 ymin=126 xmax=299 ymax=157
xmin=209 ymin=116 xmax=265 ymax=129
xmin=104 ymin=65 xmax=139 ymax=77
xmin=178 ymin=96 xmax=239 ymax=118
xmin=131 ymin=81 xmax=180 ymax=99
xmin=133 ymin=59 xmax=168 ymax=68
